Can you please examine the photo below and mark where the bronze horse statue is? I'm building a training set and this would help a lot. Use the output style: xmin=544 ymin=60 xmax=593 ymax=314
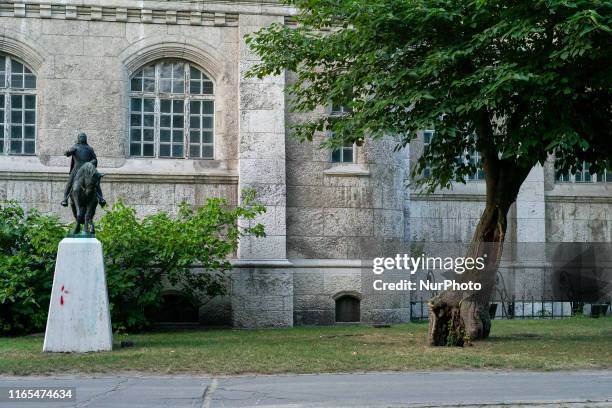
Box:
xmin=70 ymin=162 xmax=104 ymax=235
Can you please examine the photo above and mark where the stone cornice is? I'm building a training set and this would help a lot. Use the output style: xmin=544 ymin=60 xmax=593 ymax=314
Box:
xmin=0 ymin=170 xmax=238 ymax=184
xmin=0 ymin=1 xmax=295 ymax=25
xmin=232 ymin=259 xmax=293 ymax=268
xmin=290 ymin=259 xmax=365 ymax=268
xmin=411 ymin=192 xmax=612 ymax=204
xmin=544 ymin=195 xmax=612 ymax=204
xmin=410 ymin=193 xmax=486 ymax=202
xmin=0 ymin=155 xmax=238 ymax=184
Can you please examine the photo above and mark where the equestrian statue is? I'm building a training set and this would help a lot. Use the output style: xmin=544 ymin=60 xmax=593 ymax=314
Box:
xmin=61 ymin=132 xmax=107 ymax=235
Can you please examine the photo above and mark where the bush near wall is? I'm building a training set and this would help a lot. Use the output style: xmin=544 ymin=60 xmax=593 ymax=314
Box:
xmin=0 ymin=203 xmax=65 ymax=335
xmin=0 ymin=192 xmax=265 ymax=335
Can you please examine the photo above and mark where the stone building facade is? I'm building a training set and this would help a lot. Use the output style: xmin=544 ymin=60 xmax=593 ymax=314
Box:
xmin=1 ymin=0 xmax=610 ymax=327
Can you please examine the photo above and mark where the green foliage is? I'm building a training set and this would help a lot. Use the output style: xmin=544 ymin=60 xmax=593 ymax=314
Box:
xmin=0 ymin=202 xmax=65 ymax=335
xmin=0 ymin=191 xmax=266 ymax=334
xmin=96 ymin=190 xmax=266 ymax=332
xmin=247 ymin=0 xmax=611 ymax=191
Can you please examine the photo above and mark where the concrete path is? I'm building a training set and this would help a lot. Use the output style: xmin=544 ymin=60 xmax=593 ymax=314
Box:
xmin=0 ymin=370 xmax=611 ymax=408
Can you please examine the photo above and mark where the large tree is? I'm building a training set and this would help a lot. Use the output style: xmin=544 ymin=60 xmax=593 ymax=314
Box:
xmin=246 ymin=0 xmax=612 ymax=345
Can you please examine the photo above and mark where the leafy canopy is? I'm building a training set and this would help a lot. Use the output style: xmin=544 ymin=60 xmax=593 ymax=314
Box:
xmin=246 ymin=0 xmax=611 ymax=191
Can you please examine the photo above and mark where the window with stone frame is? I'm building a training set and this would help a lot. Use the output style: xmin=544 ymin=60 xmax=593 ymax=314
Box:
xmin=129 ymin=60 xmax=214 ymax=159
xmin=331 ymin=102 xmax=352 ymax=115
xmin=422 ymin=130 xmax=434 ymax=177
xmin=329 ymin=101 xmax=355 ymax=163
xmin=421 ymin=130 xmax=485 ymax=181
xmin=0 ymin=55 xmax=37 ymax=155
xmin=555 ymin=161 xmax=611 ymax=183
xmin=329 ymin=131 xmax=355 ymax=163
xmin=465 ymin=149 xmax=485 ymax=181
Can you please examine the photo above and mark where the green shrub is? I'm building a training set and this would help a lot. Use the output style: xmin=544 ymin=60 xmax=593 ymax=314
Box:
xmin=0 ymin=191 xmax=265 ymax=334
xmin=97 ymin=190 xmax=265 ymax=332
xmin=0 ymin=202 xmax=65 ymax=335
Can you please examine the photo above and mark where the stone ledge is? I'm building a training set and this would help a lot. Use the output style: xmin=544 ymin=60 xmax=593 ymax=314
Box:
xmin=323 ymin=165 xmax=370 ymax=177
xmin=545 ymin=195 xmax=612 ymax=204
xmin=410 ymin=193 xmax=485 ymax=202
xmin=0 ymin=170 xmax=238 ymax=185
xmin=411 ymin=180 xmax=487 ymax=198
xmin=0 ymin=156 xmax=238 ymax=184
xmin=230 ymin=258 xmax=375 ymax=269
xmin=290 ymin=259 xmax=364 ymax=268
xmin=545 ymin=182 xmax=612 ymax=203
xmin=232 ymin=259 xmax=293 ymax=268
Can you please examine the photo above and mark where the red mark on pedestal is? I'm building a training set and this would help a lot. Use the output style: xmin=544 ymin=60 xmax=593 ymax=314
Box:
xmin=59 ymin=285 xmax=69 ymax=306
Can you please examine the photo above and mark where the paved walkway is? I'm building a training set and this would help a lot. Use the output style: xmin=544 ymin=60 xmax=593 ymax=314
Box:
xmin=0 ymin=370 xmax=611 ymax=407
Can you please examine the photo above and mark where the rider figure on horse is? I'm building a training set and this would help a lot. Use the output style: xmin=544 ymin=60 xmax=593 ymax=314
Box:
xmin=60 ymin=132 xmax=107 ymax=208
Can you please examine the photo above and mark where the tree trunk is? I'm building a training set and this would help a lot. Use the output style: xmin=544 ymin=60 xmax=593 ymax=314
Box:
xmin=427 ymin=201 xmax=509 ymax=346
xmin=427 ymin=140 xmax=532 ymax=346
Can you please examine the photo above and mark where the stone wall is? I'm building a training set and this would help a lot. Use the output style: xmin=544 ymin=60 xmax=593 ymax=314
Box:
xmin=284 ymin=72 xmax=411 ymax=325
xmin=286 ymin=132 xmax=408 ymax=259
xmin=544 ymin=166 xmax=612 ymax=242
xmin=0 ymin=1 xmax=246 ymax=218
xmin=409 ymin=134 xmax=612 ymax=245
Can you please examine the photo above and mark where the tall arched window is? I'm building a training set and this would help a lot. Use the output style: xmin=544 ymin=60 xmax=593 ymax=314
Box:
xmin=129 ymin=60 xmax=214 ymax=159
xmin=0 ymin=55 xmax=37 ymax=155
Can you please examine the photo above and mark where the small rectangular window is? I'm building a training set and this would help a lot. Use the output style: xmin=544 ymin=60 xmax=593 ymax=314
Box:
xmin=423 ymin=130 xmax=484 ymax=181
xmin=556 ymin=172 xmax=571 ymax=183
xmin=467 ymin=150 xmax=485 ymax=181
xmin=7 ymin=94 xmax=36 ymax=155
xmin=595 ymin=168 xmax=610 ymax=183
xmin=331 ymin=143 xmax=354 ymax=163
xmin=575 ymin=162 xmax=591 ymax=182
xmin=331 ymin=103 xmax=350 ymax=115
xmin=129 ymin=97 xmax=155 ymax=157
xmin=188 ymin=99 xmax=214 ymax=158
xmin=422 ymin=130 xmax=434 ymax=177
xmin=159 ymin=98 xmax=184 ymax=158
xmin=329 ymin=131 xmax=354 ymax=163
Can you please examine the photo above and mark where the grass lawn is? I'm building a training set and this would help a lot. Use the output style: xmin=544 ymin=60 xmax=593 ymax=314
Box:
xmin=0 ymin=317 xmax=610 ymax=376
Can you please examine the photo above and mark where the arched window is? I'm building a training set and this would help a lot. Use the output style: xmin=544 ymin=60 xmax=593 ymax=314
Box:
xmin=0 ymin=55 xmax=37 ymax=155
xmin=129 ymin=60 xmax=214 ymax=159
xmin=335 ymin=295 xmax=361 ymax=323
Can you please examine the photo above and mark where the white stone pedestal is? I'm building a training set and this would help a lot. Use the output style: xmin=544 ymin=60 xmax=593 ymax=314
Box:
xmin=43 ymin=238 xmax=112 ymax=352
